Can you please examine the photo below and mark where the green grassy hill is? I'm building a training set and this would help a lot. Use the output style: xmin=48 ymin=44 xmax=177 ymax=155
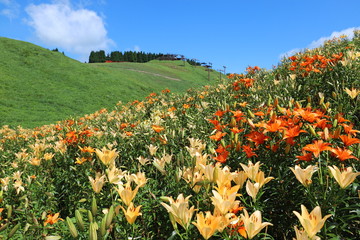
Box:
xmin=0 ymin=37 xmax=220 ymax=128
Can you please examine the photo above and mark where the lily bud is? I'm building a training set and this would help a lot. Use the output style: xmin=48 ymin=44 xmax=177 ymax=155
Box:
xmin=105 ymin=205 xmax=115 ymax=229
xmin=91 ymin=197 xmax=98 ymax=217
xmin=75 ymin=210 xmax=85 ymax=231
xmin=66 ymin=217 xmax=78 ymax=238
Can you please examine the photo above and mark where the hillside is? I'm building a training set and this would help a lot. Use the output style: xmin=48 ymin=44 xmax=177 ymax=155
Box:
xmin=0 ymin=37 xmax=220 ymax=128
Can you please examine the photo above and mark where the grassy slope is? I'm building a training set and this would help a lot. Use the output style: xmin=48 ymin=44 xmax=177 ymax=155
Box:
xmin=0 ymin=37 xmax=220 ymax=128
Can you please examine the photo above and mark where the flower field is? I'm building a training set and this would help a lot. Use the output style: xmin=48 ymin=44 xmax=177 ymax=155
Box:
xmin=0 ymin=32 xmax=359 ymax=239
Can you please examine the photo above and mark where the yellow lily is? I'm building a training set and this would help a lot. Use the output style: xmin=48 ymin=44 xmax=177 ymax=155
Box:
xmin=290 ymin=165 xmax=317 ymax=187
xmin=255 ymin=171 xmax=274 ymax=188
xmin=328 ymin=165 xmax=360 ymax=189
xmin=95 ymin=147 xmax=118 ymax=166
xmin=214 ymin=165 xmax=233 ymax=189
xmin=241 ymin=208 xmax=273 ymax=239
xmin=114 ymin=182 xmax=139 ymax=206
xmin=192 ymin=211 xmax=222 ymax=240
xmin=120 ymin=202 xmax=142 ymax=224
xmin=293 ymin=226 xmax=320 ymax=240
xmin=293 ymin=205 xmax=331 ymax=239
xmin=199 ymin=163 xmax=215 ymax=183
xmin=344 ymin=87 xmax=360 ymax=99
xmin=211 ymin=185 xmax=240 ymax=215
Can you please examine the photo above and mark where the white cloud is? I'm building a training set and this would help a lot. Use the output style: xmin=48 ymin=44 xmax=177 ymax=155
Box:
xmin=0 ymin=0 xmax=20 ymax=19
xmin=308 ymin=27 xmax=358 ymax=49
xmin=280 ymin=27 xmax=359 ymax=59
xmin=279 ymin=48 xmax=301 ymax=59
xmin=25 ymin=1 xmax=114 ymax=62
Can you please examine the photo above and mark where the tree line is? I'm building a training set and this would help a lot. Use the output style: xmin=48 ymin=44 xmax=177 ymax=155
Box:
xmin=88 ymin=50 xmax=164 ymax=63
xmin=88 ymin=50 xmax=205 ymax=67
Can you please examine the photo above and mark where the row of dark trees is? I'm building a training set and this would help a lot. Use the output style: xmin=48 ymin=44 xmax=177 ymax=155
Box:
xmin=89 ymin=50 xmax=164 ymax=63
xmin=88 ymin=50 xmax=206 ymax=68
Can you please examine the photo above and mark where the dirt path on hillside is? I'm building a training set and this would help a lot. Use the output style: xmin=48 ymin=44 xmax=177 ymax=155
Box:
xmin=124 ymin=68 xmax=181 ymax=81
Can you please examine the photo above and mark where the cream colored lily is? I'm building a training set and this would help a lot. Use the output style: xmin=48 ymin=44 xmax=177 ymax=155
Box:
xmin=147 ymin=144 xmax=159 ymax=156
xmin=241 ymin=208 xmax=273 ymax=239
xmin=214 ymin=165 xmax=233 ymax=189
xmin=106 ymin=166 xmax=126 ymax=185
xmin=131 ymin=171 xmax=148 ymax=187
xmin=88 ymin=172 xmax=106 ymax=194
xmin=232 ymin=170 xmax=248 ymax=189
xmin=246 ymin=180 xmax=260 ymax=202
xmin=293 ymin=205 xmax=331 ymax=239
xmin=160 ymin=194 xmax=196 ymax=230
xmin=290 ymin=165 xmax=317 ymax=187
xmin=328 ymin=165 xmax=360 ymax=189
xmin=240 ymin=161 xmax=261 ymax=181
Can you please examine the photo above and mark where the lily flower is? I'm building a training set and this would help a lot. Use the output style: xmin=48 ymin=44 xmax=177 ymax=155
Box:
xmin=192 ymin=211 xmax=222 ymax=239
xmin=293 ymin=226 xmax=320 ymax=240
xmin=232 ymin=170 xmax=248 ymax=189
xmin=211 ymin=185 xmax=240 ymax=215
xmin=120 ymin=202 xmax=142 ymax=224
xmin=148 ymin=144 xmax=159 ymax=156
xmin=330 ymin=147 xmax=359 ymax=161
xmin=245 ymin=180 xmax=260 ymax=202
xmin=302 ymin=140 xmax=331 ymax=158
xmin=254 ymin=171 xmax=274 ymax=188
xmin=293 ymin=205 xmax=331 ymax=239
xmin=131 ymin=171 xmax=148 ymax=187
xmin=106 ymin=166 xmax=126 ymax=185
xmin=344 ymin=87 xmax=360 ymax=99
xmin=240 ymin=161 xmax=261 ymax=181
xmin=115 ymin=182 xmax=139 ymax=206
xmin=160 ymin=194 xmax=196 ymax=230
xmin=88 ymin=172 xmax=106 ymax=194
xmin=95 ymin=147 xmax=118 ymax=166
xmin=290 ymin=165 xmax=317 ymax=187
xmin=241 ymin=208 xmax=272 ymax=239
xmin=44 ymin=213 xmax=63 ymax=226
xmin=328 ymin=165 xmax=360 ymax=189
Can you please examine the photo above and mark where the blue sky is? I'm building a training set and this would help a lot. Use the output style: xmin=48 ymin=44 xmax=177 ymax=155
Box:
xmin=1 ymin=0 xmax=360 ymax=73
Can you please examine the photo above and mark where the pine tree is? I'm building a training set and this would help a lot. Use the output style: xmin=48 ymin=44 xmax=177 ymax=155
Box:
xmin=89 ymin=51 xmax=96 ymax=63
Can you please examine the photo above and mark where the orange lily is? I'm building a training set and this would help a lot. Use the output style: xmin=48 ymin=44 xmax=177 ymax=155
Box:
xmin=242 ymin=145 xmax=258 ymax=158
xmin=339 ymin=135 xmax=360 ymax=147
xmin=302 ymin=140 xmax=332 ymax=158
xmin=245 ymin=131 xmax=269 ymax=146
xmin=44 ymin=213 xmax=63 ymax=226
xmin=210 ymin=131 xmax=227 ymax=141
xmin=152 ymin=125 xmax=165 ymax=133
xmin=330 ymin=147 xmax=359 ymax=161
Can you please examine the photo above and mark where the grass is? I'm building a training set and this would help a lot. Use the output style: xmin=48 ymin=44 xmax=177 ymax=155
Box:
xmin=0 ymin=37 xmax=220 ymax=128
